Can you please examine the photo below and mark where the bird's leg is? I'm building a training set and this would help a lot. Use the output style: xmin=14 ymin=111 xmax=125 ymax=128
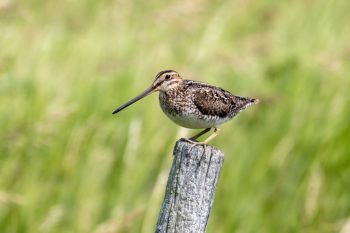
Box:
xmin=203 ymin=127 xmax=220 ymax=144
xmin=190 ymin=127 xmax=220 ymax=151
xmin=180 ymin=128 xmax=211 ymax=144
xmin=181 ymin=128 xmax=219 ymax=146
xmin=182 ymin=128 xmax=220 ymax=156
xmin=189 ymin=128 xmax=211 ymax=141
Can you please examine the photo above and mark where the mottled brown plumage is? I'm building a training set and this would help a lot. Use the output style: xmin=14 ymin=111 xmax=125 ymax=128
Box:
xmin=113 ymin=70 xmax=258 ymax=144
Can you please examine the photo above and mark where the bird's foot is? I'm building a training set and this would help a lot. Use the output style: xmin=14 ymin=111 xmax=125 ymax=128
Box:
xmin=180 ymin=127 xmax=220 ymax=156
xmin=180 ymin=138 xmax=207 ymax=154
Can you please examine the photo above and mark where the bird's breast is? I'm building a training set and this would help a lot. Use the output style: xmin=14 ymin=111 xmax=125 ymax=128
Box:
xmin=159 ymin=90 xmax=187 ymax=116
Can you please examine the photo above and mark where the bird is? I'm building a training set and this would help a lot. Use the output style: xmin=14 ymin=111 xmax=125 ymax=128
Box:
xmin=113 ymin=70 xmax=259 ymax=145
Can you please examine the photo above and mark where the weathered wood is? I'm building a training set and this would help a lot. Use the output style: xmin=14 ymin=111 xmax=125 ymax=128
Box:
xmin=155 ymin=139 xmax=224 ymax=233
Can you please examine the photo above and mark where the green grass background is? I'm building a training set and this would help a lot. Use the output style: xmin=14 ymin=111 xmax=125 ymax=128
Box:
xmin=1 ymin=0 xmax=350 ymax=232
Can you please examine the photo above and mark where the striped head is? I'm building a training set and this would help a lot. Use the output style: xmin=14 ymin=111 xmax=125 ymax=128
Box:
xmin=152 ymin=70 xmax=182 ymax=92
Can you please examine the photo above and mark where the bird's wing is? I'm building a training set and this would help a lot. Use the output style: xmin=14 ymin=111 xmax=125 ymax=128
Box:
xmin=190 ymin=82 xmax=234 ymax=118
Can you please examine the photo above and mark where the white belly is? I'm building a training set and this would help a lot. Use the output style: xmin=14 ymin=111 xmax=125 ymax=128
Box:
xmin=162 ymin=109 xmax=230 ymax=129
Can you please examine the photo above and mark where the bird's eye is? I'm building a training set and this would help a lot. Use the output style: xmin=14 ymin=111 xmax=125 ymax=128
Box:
xmin=165 ymin=75 xmax=171 ymax=79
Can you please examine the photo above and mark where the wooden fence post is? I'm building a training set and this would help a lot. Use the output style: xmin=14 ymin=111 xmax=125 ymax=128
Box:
xmin=155 ymin=139 xmax=224 ymax=233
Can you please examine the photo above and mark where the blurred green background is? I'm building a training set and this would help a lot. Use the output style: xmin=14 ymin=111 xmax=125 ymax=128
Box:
xmin=1 ymin=0 xmax=350 ymax=232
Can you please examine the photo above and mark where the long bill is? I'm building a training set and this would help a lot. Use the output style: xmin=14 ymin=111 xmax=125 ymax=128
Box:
xmin=112 ymin=86 xmax=156 ymax=114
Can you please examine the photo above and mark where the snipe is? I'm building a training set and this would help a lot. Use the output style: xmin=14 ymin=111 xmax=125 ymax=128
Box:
xmin=113 ymin=70 xmax=258 ymax=144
